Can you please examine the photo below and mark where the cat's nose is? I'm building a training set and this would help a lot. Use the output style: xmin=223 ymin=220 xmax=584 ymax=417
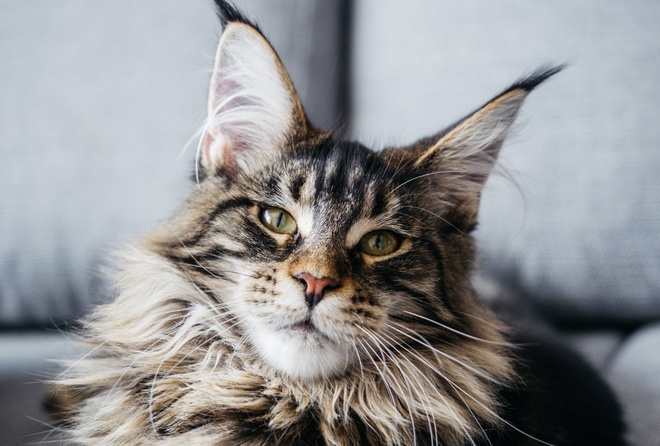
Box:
xmin=293 ymin=272 xmax=340 ymax=308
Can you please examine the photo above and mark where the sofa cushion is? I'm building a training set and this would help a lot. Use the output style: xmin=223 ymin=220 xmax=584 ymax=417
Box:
xmin=607 ymin=323 xmax=660 ymax=446
xmin=0 ymin=0 xmax=346 ymax=327
xmin=0 ymin=332 xmax=82 ymax=445
xmin=564 ymin=330 xmax=624 ymax=372
xmin=351 ymin=0 xmax=660 ymax=323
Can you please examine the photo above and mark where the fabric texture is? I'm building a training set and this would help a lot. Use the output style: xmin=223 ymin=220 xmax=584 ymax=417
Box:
xmin=0 ymin=0 xmax=345 ymax=327
xmin=351 ymin=0 xmax=660 ymax=323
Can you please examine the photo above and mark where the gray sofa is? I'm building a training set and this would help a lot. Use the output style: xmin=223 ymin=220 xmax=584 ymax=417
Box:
xmin=1 ymin=1 xmax=659 ymax=445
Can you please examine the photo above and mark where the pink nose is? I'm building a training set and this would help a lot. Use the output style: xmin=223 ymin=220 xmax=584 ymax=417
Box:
xmin=294 ymin=272 xmax=340 ymax=308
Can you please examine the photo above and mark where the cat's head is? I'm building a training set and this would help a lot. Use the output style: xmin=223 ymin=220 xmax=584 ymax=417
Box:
xmin=155 ymin=2 xmax=560 ymax=382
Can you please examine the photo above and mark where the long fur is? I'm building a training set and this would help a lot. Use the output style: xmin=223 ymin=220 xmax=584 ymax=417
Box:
xmin=51 ymin=3 xmax=624 ymax=446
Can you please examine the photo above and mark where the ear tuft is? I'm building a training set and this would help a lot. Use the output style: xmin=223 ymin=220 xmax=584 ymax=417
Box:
xmin=506 ymin=64 xmax=566 ymax=93
xmin=213 ymin=0 xmax=261 ymax=31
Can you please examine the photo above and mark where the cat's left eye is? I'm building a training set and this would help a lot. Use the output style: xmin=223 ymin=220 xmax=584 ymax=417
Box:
xmin=259 ymin=207 xmax=298 ymax=235
xmin=359 ymin=230 xmax=401 ymax=257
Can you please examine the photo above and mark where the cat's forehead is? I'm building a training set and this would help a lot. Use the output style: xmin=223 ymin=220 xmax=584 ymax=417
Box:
xmin=247 ymin=140 xmax=410 ymax=235
xmin=283 ymin=142 xmax=395 ymax=205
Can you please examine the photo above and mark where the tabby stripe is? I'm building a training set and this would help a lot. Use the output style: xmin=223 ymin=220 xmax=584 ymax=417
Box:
xmin=162 ymin=252 xmax=226 ymax=279
xmin=389 ymin=281 xmax=436 ymax=312
xmin=417 ymin=237 xmax=451 ymax=308
xmin=415 ymin=237 xmax=474 ymax=336
xmin=289 ymin=174 xmax=305 ymax=201
xmin=327 ymin=148 xmax=348 ymax=196
xmin=163 ymin=246 xmax=245 ymax=281
xmin=370 ymin=188 xmax=387 ymax=218
xmin=193 ymin=281 xmax=225 ymax=304
xmin=207 ymin=196 xmax=254 ymax=225
xmin=313 ymin=157 xmax=328 ymax=202
xmin=173 ymin=197 xmax=253 ymax=248
xmin=196 ymin=245 xmax=246 ymax=262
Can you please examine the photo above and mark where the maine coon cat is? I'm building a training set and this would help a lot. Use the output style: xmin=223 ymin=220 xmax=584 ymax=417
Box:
xmin=53 ymin=1 xmax=626 ymax=445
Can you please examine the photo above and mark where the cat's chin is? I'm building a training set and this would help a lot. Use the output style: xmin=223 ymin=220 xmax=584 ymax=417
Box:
xmin=250 ymin=323 xmax=352 ymax=381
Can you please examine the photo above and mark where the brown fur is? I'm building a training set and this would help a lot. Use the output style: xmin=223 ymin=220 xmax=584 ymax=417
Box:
xmin=53 ymin=246 xmax=512 ymax=445
xmin=51 ymin=4 xmax=563 ymax=445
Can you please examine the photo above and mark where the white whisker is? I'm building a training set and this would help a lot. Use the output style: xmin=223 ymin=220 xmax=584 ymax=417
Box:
xmin=401 ymin=310 xmax=510 ymax=346
xmin=389 ymin=322 xmax=504 ymax=385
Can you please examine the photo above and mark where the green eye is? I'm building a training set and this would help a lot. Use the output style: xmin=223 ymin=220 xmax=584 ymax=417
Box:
xmin=360 ymin=230 xmax=401 ymax=257
xmin=259 ymin=207 xmax=297 ymax=235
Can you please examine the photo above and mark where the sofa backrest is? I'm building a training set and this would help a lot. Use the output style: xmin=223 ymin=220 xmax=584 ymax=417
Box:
xmin=350 ymin=0 xmax=660 ymax=325
xmin=4 ymin=0 xmax=659 ymax=328
xmin=0 ymin=0 xmax=346 ymax=328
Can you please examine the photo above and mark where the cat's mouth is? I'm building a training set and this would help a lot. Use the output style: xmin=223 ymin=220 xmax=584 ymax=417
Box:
xmin=288 ymin=318 xmax=316 ymax=333
xmin=293 ymin=318 xmax=313 ymax=330
xmin=284 ymin=317 xmax=332 ymax=341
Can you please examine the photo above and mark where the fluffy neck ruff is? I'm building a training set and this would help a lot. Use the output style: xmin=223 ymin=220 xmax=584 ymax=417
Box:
xmin=57 ymin=248 xmax=513 ymax=446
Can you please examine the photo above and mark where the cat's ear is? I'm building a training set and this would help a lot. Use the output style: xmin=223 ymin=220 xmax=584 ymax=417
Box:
xmin=201 ymin=2 xmax=309 ymax=176
xmin=411 ymin=66 xmax=563 ymax=226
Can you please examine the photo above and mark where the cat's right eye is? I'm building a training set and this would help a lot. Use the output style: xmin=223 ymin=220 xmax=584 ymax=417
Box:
xmin=259 ymin=206 xmax=298 ymax=235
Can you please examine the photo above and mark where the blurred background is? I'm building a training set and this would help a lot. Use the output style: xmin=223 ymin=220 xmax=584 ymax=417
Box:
xmin=1 ymin=1 xmax=660 ymax=444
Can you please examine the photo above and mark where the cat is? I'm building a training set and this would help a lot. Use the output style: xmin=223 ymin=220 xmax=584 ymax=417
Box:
xmin=52 ymin=1 xmax=626 ymax=445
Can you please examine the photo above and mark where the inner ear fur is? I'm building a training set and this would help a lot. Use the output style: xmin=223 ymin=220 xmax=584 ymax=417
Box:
xmin=201 ymin=14 xmax=313 ymax=177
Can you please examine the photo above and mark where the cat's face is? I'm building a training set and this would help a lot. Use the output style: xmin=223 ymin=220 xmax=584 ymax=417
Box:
xmin=175 ymin=140 xmax=462 ymax=380
xmin=154 ymin=11 xmax=557 ymax=382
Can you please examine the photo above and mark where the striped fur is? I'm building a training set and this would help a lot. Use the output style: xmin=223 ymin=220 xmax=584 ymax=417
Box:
xmin=52 ymin=3 xmax=569 ymax=445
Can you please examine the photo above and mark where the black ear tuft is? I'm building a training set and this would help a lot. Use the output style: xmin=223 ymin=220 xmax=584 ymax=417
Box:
xmin=503 ymin=64 xmax=566 ymax=94
xmin=213 ymin=0 xmax=261 ymax=30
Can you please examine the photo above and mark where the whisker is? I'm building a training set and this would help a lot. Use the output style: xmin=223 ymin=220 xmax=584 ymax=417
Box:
xmin=400 ymin=310 xmax=510 ymax=346
xmin=386 ymin=169 xmax=473 ymax=197
xmin=355 ymin=337 xmax=398 ymax=407
xmin=356 ymin=326 xmax=418 ymax=445
xmin=370 ymin=329 xmax=440 ymax=445
xmin=388 ymin=322 xmax=504 ymax=385
xmin=380 ymin=328 xmax=486 ymax=446
xmin=375 ymin=328 xmax=473 ymax=446
xmin=386 ymin=322 xmax=553 ymax=445
xmin=397 ymin=205 xmax=468 ymax=236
